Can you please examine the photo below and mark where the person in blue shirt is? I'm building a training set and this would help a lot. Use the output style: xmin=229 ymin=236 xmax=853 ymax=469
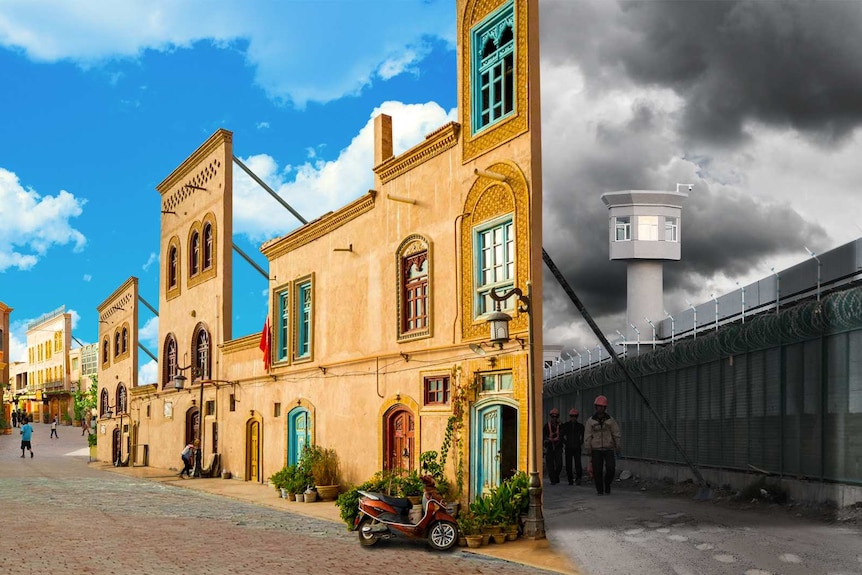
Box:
xmin=20 ymin=417 xmax=34 ymax=458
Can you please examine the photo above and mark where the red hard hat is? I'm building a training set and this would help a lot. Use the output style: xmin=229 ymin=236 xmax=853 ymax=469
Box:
xmin=549 ymin=408 xmax=560 ymax=416
xmin=568 ymin=408 xmax=579 ymax=416
xmin=594 ymin=395 xmax=608 ymax=407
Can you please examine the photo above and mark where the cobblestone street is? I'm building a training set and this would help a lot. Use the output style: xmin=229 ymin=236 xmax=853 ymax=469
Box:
xmin=0 ymin=423 xmax=565 ymax=575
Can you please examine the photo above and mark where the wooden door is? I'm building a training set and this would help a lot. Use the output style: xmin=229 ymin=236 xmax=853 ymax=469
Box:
xmin=385 ymin=409 xmax=414 ymax=471
xmin=247 ymin=420 xmax=260 ymax=482
xmin=289 ymin=408 xmax=310 ymax=466
xmin=478 ymin=405 xmax=501 ymax=496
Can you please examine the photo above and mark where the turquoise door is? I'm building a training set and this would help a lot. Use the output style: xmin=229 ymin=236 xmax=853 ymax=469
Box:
xmin=288 ymin=408 xmax=310 ymax=466
xmin=477 ymin=405 xmax=501 ymax=496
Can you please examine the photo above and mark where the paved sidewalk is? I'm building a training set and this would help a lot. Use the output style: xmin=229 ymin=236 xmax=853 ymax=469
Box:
xmin=94 ymin=461 xmax=579 ymax=575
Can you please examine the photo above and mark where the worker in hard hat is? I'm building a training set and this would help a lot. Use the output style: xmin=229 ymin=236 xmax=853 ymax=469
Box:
xmin=543 ymin=407 xmax=564 ymax=484
xmin=562 ymin=408 xmax=585 ymax=485
xmin=583 ymin=395 xmax=622 ymax=495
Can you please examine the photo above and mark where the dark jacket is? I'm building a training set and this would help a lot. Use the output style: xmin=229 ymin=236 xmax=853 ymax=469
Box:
xmin=561 ymin=420 xmax=584 ymax=451
xmin=543 ymin=420 xmax=563 ymax=451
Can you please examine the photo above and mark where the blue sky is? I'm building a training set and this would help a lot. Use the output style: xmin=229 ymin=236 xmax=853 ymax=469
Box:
xmin=5 ymin=1 xmax=862 ymax=375
xmin=0 ymin=0 xmax=457 ymax=381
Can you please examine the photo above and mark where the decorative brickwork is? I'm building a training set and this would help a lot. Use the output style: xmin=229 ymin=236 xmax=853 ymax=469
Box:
xmin=461 ymin=161 xmax=530 ymax=341
xmin=461 ymin=0 xmax=529 ymax=163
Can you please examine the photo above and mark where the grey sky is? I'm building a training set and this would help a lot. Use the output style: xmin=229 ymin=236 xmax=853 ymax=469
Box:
xmin=539 ymin=0 xmax=858 ymax=351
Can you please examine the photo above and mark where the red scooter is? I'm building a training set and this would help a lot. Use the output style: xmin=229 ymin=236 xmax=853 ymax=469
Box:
xmin=355 ymin=475 xmax=458 ymax=551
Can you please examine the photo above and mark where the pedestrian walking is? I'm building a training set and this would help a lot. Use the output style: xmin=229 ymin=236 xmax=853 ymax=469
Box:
xmin=562 ymin=407 xmax=585 ymax=485
xmin=81 ymin=417 xmax=90 ymax=436
xmin=20 ymin=417 xmax=34 ymax=458
xmin=179 ymin=439 xmax=199 ymax=478
xmin=50 ymin=416 xmax=59 ymax=439
xmin=11 ymin=410 xmax=17 ymax=428
xmin=583 ymin=395 xmax=622 ymax=495
xmin=543 ymin=407 xmax=564 ymax=484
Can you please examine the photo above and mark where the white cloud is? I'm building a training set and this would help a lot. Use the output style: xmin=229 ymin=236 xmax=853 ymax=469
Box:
xmin=0 ymin=1 xmax=454 ymax=107
xmin=8 ymin=320 xmax=28 ymax=363
xmin=138 ymin=359 xmax=157 ymax=386
xmin=138 ymin=316 xmax=159 ymax=350
xmin=256 ymin=122 xmax=270 ymax=130
xmin=142 ymin=252 xmax=157 ymax=271
xmin=0 ymin=168 xmax=87 ymax=272
xmin=233 ymin=100 xmax=457 ymax=242
xmin=82 ymin=274 xmax=92 ymax=282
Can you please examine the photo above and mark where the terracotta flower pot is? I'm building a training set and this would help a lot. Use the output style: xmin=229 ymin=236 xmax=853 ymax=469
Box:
xmin=316 ymin=484 xmax=339 ymax=501
xmin=465 ymin=535 xmax=483 ymax=548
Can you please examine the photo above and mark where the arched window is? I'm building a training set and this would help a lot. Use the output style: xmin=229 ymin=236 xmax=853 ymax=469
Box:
xmin=203 ymin=223 xmax=213 ymax=270
xmin=100 ymin=388 xmax=110 ymax=418
xmin=102 ymin=338 xmax=110 ymax=366
xmin=116 ymin=383 xmax=127 ymax=414
xmin=121 ymin=326 xmax=128 ymax=354
xmin=114 ymin=332 xmax=121 ymax=357
xmin=190 ymin=231 xmax=200 ymax=276
xmin=396 ymin=235 xmax=432 ymax=341
xmin=162 ymin=334 xmax=178 ymax=389
xmin=169 ymin=246 xmax=178 ymax=288
xmin=193 ymin=324 xmax=211 ymax=381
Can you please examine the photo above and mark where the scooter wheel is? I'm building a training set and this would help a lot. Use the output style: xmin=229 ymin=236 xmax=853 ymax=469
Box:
xmin=427 ymin=520 xmax=458 ymax=551
xmin=357 ymin=516 xmax=381 ymax=546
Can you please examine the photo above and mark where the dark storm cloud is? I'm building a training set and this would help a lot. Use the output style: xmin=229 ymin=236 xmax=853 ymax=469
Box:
xmin=538 ymin=0 xmax=841 ymax=350
xmin=611 ymin=1 xmax=862 ymax=146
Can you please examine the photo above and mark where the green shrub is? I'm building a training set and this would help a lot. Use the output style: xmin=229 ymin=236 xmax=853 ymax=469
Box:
xmin=87 ymin=433 xmax=97 ymax=448
xmin=335 ymin=469 xmax=403 ymax=530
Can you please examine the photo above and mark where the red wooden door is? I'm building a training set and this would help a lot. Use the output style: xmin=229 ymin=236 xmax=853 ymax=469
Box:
xmin=385 ymin=409 xmax=414 ymax=472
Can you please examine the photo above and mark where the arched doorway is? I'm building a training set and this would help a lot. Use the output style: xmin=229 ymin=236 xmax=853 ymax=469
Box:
xmin=384 ymin=406 xmax=415 ymax=472
xmin=287 ymin=407 xmax=310 ymax=466
xmin=246 ymin=418 xmax=261 ymax=482
xmin=111 ymin=427 xmax=121 ymax=466
xmin=185 ymin=407 xmax=200 ymax=445
xmin=471 ymin=400 xmax=519 ymax=497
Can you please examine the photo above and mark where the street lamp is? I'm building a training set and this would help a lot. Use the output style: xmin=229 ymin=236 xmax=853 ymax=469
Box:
xmin=645 ymin=317 xmax=656 ymax=350
xmin=686 ymin=300 xmax=697 ymax=340
xmin=664 ymin=311 xmax=675 ymax=346
xmin=488 ymin=284 xmax=544 ymax=539
xmin=804 ymin=247 xmax=821 ymax=301
xmin=735 ymin=281 xmax=746 ymax=324
xmin=630 ymin=324 xmax=640 ymax=356
xmin=770 ymin=267 xmax=780 ymax=313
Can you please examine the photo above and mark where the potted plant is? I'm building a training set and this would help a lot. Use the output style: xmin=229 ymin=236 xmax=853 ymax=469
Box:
xmin=269 ymin=465 xmax=294 ymax=499
xmin=87 ymin=432 xmax=97 ymax=462
xmin=310 ymin=447 xmax=341 ymax=501
xmin=457 ymin=509 xmax=481 ymax=548
xmin=399 ymin=469 xmax=424 ymax=505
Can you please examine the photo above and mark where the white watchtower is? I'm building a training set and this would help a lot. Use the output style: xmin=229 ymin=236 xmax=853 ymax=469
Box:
xmin=601 ymin=188 xmax=688 ymax=356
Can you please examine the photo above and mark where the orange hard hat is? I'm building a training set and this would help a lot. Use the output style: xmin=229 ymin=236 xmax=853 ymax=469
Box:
xmin=569 ymin=408 xmax=579 ymax=416
xmin=549 ymin=408 xmax=560 ymax=416
xmin=594 ymin=395 xmax=608 ymax=407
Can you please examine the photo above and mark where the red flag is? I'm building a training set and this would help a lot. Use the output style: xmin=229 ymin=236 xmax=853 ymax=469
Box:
xmin=259 ymin=315 xmax=271 ymax=371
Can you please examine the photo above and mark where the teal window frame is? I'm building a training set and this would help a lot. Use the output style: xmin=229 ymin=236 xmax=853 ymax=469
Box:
xmin=474 ymin=215 xmax=515 ymax=317
xmin=296 ymin=281 xmax=312 ymax=359
xmin=276 ymin=288 xmax=290 ymax=362
xmin=471 ymin=0 xmax=516 ymax=134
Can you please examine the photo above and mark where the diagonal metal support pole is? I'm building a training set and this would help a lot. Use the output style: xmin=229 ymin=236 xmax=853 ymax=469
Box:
xmin=232 ymin=243 xmax=269 ymax=280
xmin=542 ymin=248 xmax=711 ymax=494
xmin=138 ymin=295 xmax=159 ymax=317
xmin=233 ymin=155 xmax=307 ymax=225
xmin=138 ymin=343 xmax=157 ymax=362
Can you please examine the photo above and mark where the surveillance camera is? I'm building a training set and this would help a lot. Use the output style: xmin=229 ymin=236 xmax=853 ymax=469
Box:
xmin=688 ymin=184 xmax=693 ymax=192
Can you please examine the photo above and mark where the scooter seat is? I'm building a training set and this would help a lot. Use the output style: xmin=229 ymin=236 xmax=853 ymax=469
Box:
xmin=375 ymin=494 xmax=414 ymax=511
